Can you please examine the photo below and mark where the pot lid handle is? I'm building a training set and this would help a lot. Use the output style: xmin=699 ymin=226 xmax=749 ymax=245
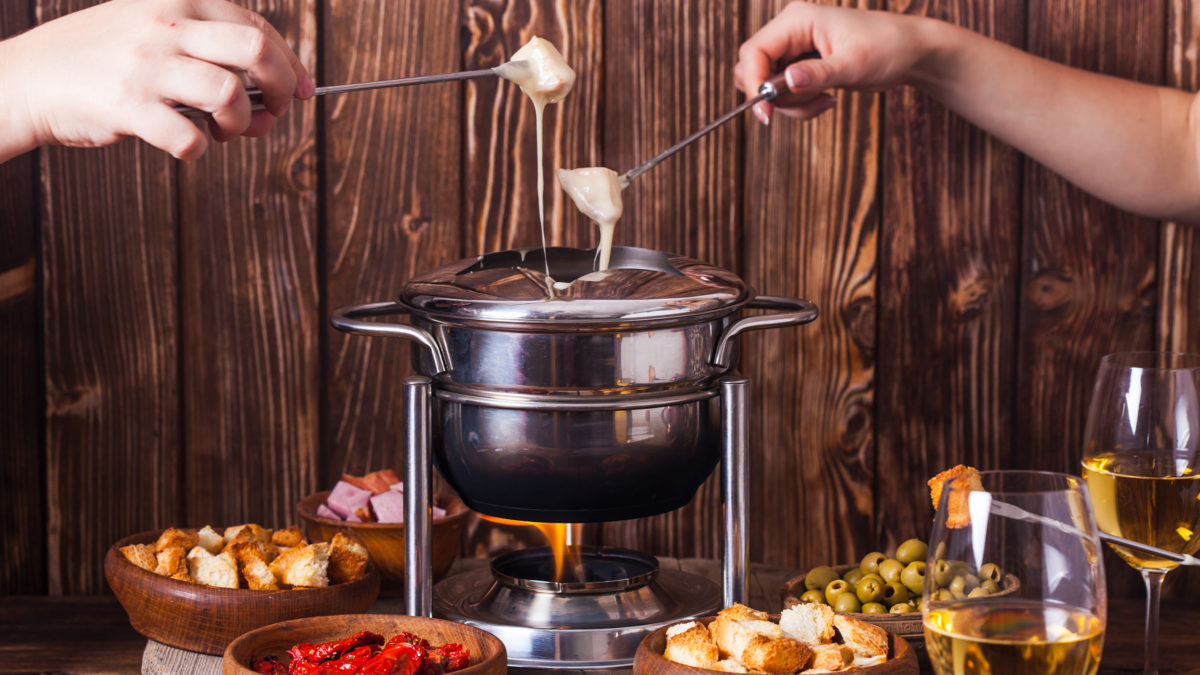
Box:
xmin=711 ymin=296 xmax=820 ymax=369
xmin=330 ymin=301 xmax=449 ymax=374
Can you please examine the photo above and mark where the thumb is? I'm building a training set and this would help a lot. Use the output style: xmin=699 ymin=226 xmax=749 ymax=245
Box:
xmin=784 ymin=57 xmax=848 ymax=94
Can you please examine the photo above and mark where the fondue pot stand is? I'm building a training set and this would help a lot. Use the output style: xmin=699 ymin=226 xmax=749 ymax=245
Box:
xmin=331 ymin=246 xmax=818 ymax=668
xmin=331 ymin=246 xmax=818 ymax=522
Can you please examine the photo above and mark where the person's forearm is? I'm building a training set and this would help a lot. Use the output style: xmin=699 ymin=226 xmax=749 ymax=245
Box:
xmin=910 ymin=19 xmax=1200 ymax=224
xmin=0 ymin=37 xmax=42 ymax=163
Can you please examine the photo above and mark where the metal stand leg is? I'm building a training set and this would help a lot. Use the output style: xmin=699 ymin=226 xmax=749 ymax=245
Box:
xmin=721 ymin=375 xmax=750 ymax=607
xmin=403 ymin=375 xmax=433 ymax=617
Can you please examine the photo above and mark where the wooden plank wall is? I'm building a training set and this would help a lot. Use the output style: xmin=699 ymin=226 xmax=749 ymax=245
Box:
xmin=1 ymin=0 xmax=1198 ymax=596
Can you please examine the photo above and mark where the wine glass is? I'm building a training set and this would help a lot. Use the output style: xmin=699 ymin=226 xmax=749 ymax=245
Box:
xmin=1081 ymin=351 xmax=1200 ymax=675
xmin=923 ymin=470 xmax=1107 ymax=675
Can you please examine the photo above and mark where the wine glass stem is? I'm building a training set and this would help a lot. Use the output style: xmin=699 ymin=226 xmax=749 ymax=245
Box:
xmin=1141 ymin=569 xmax=1167 ymax=675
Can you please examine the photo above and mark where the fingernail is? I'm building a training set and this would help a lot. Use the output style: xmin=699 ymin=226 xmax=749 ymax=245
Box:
xmin=785 ymin=64 xmax=810 ymax=90
xmin=753 ymin=102 xmax=770 ymax=126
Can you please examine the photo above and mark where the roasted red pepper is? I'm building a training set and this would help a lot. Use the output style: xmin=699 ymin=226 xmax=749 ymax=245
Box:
xmin=354 ymin=640 xmax=422 ymax=675
xmin=318 ymin=645 xmax=377 ymax=674
xmin=251 ymin=655 xmax=288 ymax=675
xmin=291 ymin=631 xmax=385 ymax=665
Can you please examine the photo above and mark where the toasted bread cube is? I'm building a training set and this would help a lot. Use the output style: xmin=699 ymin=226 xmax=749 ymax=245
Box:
xmin=833 ymin=615 xmax=889 ymax=659
xmin=196 ymin=525 xmax=224 ymax=554
xmin=664 ymin=622 xmax=718 ymax=668
xmin=186 ymin=546 xmax=238 ymax=589
xmin=807 ymin=643 xmax=855 ymax=671
xmin=271 ymin=525 xmax=306 ymax=548
xmin=742 ymin=636 xmax=812 ymax=674
xmin=716 ymin=603 xmax=770 ymax=622
xmin=155 ymin=527 xmax=199 ymax=552
xmin=239 ymin=556 xmax=280 ymax=591
xmin=328 ymin=531 xmax=370 ymax=584
xmin=780 ymin=602 xmax=836 ymax=645
xmin=153 ymin=546 xmax=187 ymax=577
xmin=170 ymin=571 xmax=196 ymax=584
xmin=275 ymin=543 xmax=330 ymax=588
xmin=121 ymin=544 xmax=158 ymax=572
xmin=712 ymin=659 xmax=748 ymax=673
xmin=223 ymin=524 xmax=270 ymax=543
xmin=711 ymin=613 xmax=783 ymax=662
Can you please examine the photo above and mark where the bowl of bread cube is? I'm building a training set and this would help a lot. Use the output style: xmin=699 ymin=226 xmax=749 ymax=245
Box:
xmin=633 ymin=602 xmax=918 ymax=674
xmin=105 ymin=523 xmax=380 ymax=654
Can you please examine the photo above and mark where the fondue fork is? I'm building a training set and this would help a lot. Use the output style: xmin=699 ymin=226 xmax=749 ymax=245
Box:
xmin=174 ymin=62 xmax=532 ymax=120
xmin=618 ymin=52 xmax=820 ymax=186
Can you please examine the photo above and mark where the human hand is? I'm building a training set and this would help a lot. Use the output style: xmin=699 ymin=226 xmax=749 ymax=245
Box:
xmin=0 ymin=0 xmax=313 ymax=160
xmin=735 ymin=2 xmax=932 ymax=123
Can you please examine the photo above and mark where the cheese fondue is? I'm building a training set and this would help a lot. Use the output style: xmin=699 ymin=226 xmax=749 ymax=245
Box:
xmin=556 ymin=167 xmax=624 ymax=271
xmin=494 ymin=37 xmax=577 ymax=289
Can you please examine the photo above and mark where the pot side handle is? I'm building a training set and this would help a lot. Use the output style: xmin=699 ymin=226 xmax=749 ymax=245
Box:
xmin=329 ymin=301 xmax=450 ymax=374
xmin=711 ymin=296 xmax=820 ymax=368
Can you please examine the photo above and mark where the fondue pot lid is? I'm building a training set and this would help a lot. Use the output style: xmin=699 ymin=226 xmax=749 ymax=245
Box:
xmin=400 ymin=246 xmax=750 ymax=327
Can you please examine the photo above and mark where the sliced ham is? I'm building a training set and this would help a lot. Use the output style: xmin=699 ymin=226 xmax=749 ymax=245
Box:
xmin=327 ymin=480 xmax=372 ymax=519
xmin=316 ymin=503 xmax=341 ymax=520
xmin=370 ymin=491 xmax=406 ymax=524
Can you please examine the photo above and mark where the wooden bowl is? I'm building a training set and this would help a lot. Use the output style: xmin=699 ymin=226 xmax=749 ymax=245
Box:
xmin=105 ymin=530 xmax=380 ymax=655
xmin=298 ymin=491 xmax=471 ymax=596
xmin=222 ymin=613 xmax=507 ymax=674
xmin=633 ymin=615 xmax=918 ymax=675
xmin=781 ymin=564 xmax=1020 ymax=647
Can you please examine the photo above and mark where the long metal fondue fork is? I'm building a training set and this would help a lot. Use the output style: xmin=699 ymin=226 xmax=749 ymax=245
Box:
xmin=174 ymin=63 xmax=530 ymax=120
xmin=618 ymin=53 xmax=819 ymax=186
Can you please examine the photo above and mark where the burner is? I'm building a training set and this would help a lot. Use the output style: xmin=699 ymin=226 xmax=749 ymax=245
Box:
xmin=434 ymin=546 xmax=720 ymax=669
xmin=491 ymin=546 xmax=657 ymax=594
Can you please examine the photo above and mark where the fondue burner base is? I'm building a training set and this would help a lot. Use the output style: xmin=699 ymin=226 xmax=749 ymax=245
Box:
xmin=433 ymin=547 xmax=721 ymax=669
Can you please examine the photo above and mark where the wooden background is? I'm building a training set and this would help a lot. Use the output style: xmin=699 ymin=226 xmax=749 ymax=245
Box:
xmin=1 ymin=0 xmax=1197 ymax=599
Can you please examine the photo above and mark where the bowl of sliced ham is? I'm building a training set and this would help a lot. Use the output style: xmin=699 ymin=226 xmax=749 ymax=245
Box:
xmin=298 ymin=470 xmax=471 ymax=595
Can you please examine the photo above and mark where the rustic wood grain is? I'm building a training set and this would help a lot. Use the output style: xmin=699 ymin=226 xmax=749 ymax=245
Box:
xmin=1014 ymin=1 xmax=1161 ymax=478
xmin=38 ymin=0 xmax=181 ymax=595
xmin=740 ymin=0 xmax=880 ymax=570
xmin=321 ymin=1 xmax=463 ymax=482
xmin=599 ymin=0 xmax=742 ymax=560
xmin=463 ymin=0 xmax=602 ymax=255
xmin=0 ymin=1 xmax=45 ymax=595
xmin=179 ymin=1 xmax=319 ymax=530
xmin=874 ymin=1 xmax=1024 ymax=550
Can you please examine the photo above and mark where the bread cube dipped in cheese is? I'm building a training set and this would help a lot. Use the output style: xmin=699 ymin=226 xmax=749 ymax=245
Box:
xmin=186 ymin=546 xmax=238 ymax=589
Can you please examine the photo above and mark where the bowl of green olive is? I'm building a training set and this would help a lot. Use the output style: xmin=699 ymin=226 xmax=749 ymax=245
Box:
xmin=780 ymin=538 xmax=1018 ymax=646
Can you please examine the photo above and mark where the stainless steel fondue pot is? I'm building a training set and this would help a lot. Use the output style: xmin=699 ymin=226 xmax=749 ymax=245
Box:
xmin=331 ymin=246 xmax=817 ymax=522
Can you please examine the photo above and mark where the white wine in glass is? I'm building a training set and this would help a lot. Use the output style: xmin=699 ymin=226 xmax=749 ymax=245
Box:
xmin=923 ymin=471 xmax=1106 ymax=675
xmin=1081 ymin=352 xmax=1200 ymax=675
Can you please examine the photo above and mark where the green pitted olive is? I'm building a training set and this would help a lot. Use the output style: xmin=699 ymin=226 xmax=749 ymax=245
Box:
xmin=912 ymin=596 xmax=923 ymax=611
xmin=981 ymin=579 xmax=1001 ymax=594
xmin=856 ymin=577 xmax=885 ymax=604
xmin=881 ymin=581 xmax=910 ymax=606
xmin=964 ymin=574 xmax=981 ymax=591
xmin=889 ymin=602 xmax=914 ymax=613
xmin=832 ymin=592 xmax=862 ymax=613
xmin=800 ymin=589 xmax=826 ymax=604
xmin=901 ymin=561 xmax=926 ymax=594
xmin=878 ymin=559 xmax=905 ymax=584
xmin=842 ymin=568 xmax=865 ymax=586
xmin=934 ymin=541 xmax=947 ymax=561
xmin=858 ymin=573 xmax=885 ymax=587
xmin=895 ymin=538 xmax=928 ymax=565
xmin=860 ymin=552 xmax=888 ymax=575
xmin=979 ymin=563 xmax=1003 ymax=584
xmin=933 ymin=559 xmax=955 ymax=587
xmin=967 ymin=587 xmax=991 ymax=599
xmin=861 ymin=602 xmax=888 ymax=614
xmin=949 ymin=577 xmax=968 ymax=599
xmin=805 ymin=565 xmax=841 ymax=591
xmin=934 ymin=588 xmax=954 ymax=602
xmin=825 ymin=579 xmax=851 ymax=603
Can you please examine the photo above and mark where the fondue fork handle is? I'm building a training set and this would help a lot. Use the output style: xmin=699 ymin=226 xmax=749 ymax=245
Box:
xmin=403 ymin=376 xmax=435 ymax=617
xmin=711 ymin=296 xmax=819 ymax=368
xmin=618 ymin=52 xmax=820 ymax=186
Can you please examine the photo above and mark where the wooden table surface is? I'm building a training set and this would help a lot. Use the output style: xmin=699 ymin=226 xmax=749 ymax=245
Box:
xmin=2 ymin=560 xmax=1197 ymax=674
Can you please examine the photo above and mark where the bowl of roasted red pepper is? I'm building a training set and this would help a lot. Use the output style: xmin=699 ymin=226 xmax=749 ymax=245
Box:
xmin=222 ymin=614 xmax=506 ymax=675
